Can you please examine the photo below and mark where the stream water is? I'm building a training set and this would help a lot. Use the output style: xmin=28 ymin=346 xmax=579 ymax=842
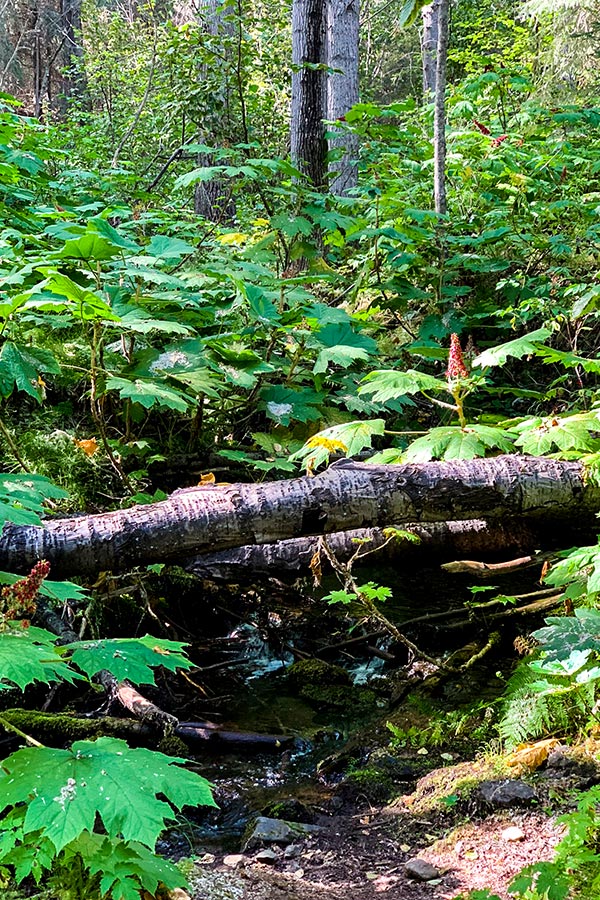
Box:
xmin=167 ymin=563 xmax=495 ymax=851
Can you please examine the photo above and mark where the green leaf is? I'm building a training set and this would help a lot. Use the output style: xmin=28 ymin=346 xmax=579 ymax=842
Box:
xmin=472 ymin=327 xmax=552 ymax=368
xmin=292 ymin=419 xmax=385 ymax=469
xmin=0 ymin=628 xmax=81 ymax=690
xmin=405 ymin=425 xmax=515 ymax=462
xmin=259 ymin=385 xmax=323 ymax=425
xmin=64 ymin=635 xmax=194 ymax=685
xmin=398 ymin=0 xmax=426 ymax=28
xmin=0 ymin=737 xmax=215 ymax=854
xmin=42 ymin=273 xmax=120 ymax=322
xmin=0 ymin=342 xmax=59 ymax=401
xmin=0 ymin=474 xmax=68 ymax=526
xmin=314 ymin=345 xmax=370 ymax=374
xmin=244 ymin=283 xmax=280 ymax=323
xmin=145 ymin=235 xmax=196 ymax=260
xmin=359 ymin=369 xmax=448 ymax=403
xmin=104 ymin=377 xmax=190 ymax=413
xmin=59 ymin=233 xmax=123 ymax=261
xmin=512 ymin=414 xmax=600 ymax=456
xmin=317 ymin=322 xmax=378 ymax=354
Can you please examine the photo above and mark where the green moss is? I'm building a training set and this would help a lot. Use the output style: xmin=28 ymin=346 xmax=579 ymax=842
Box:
xmin=287 ymin=659 xmax=351 ymax=690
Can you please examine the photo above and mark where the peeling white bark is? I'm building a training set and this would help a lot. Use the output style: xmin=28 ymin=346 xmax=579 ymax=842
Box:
xmin=1 ymin=456 xmax=598 ymax=578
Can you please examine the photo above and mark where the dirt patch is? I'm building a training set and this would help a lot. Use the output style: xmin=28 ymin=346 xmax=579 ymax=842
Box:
xmin=188 ymin=806 xmax=563 ymax=900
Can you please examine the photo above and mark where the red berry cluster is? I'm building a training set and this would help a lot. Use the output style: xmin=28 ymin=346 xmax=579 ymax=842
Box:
xmin=446 ymin=333 xmax=469 ymax=382
xmin=0 ymin=560 xmax=51 ymax=628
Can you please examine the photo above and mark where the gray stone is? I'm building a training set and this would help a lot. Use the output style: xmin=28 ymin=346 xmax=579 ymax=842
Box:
xmin=479 ymin=779 xmax=536 ymax=808
xmin=284 ymin=844 xmax=302 ymax=859
xmin=243 ymin=816 xmax=321 ymax=851
xmin=254 ymin=849 xmax=278 ymax=865
xmin=404 ymin=858 xmax=441 ymax=881
xmin=223 ymin=854 xmax=245 ymax=869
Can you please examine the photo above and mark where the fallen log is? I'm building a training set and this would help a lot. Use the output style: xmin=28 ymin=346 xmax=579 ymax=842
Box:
xmin=1 ymin=456 xmax=598 ymax=578
xmin=186 ymin=519 xmax=543 ymax=580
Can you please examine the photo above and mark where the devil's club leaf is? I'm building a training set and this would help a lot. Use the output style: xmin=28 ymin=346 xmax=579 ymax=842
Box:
xmin=0 ymin=629 xmax=81 ymax=690
xmin=64 ymin=635 xmax=194 ymax=685
xmin=0 ymin=737 xmax=215 ymax=854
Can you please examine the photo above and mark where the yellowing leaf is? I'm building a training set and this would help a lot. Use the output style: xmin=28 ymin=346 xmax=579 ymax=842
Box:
xmin=74 ymin=438 xmax=99 ymax=457
xmin=506 ymin=738 xmax=561 ymax=770
xmin=198 ymin=473 xmax=216 ymax=485
xmin=305 ymin=436 xmax=348 ymax=454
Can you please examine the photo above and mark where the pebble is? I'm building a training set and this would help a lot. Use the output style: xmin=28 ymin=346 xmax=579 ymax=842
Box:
xmin=501 ymin=826 xmax=525 ymax=842
xmin=404 ymin=858 xmax=441 ymax=881
xmin=255 ymin=849 xmax=279 ymax=865
xmin=223 ymin=854 xmax=245 ymax=868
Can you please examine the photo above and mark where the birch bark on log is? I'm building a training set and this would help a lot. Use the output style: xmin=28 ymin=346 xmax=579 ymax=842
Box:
xmin=1 ymin=456 xmax=598 ymax=578
xmin=186 ymin=519 xmax=543 ymax=580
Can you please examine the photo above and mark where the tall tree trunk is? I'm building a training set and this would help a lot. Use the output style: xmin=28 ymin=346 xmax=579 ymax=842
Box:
xmin=421 ymin=0 xmax=439 ymax=97
xmin=194 ymin=0 xmax=236 ymax=222
xmin=433 ymin=0 xmax=449 ymax=215
xmin=291 ymin=0 xmax=327 ymax=188
xmin=327 ymin=0 xmax=359 ymax=196
xmin=60 ymin=0 xmax=86 ymax=110
xmin=0 ymin=457 xmax=599 ymax=578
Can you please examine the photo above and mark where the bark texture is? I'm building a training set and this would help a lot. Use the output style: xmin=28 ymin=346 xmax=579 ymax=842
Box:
xmin=421 ymin=0 xmax=439 ymax=96
xmin=187 ymin=519 xmax=543 ymax=580
xmin=2 ymin=456 xmax=599 ymax=578
xmin=433 ymin=0 xmax=449 ymax=215
xmin=327 ymin=0 xmax=360 ymax=195
xmin=291 ymin=0 xmax=327 ymax=187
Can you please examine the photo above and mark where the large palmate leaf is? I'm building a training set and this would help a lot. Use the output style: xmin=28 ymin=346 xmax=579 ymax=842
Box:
xmin=404 ymin=424 xmax=515 ymax=462
xmin=104 ymin=377 xmax=190 ymax=413
xmin=64 ymin=834 xmax=187 ymax=900
xmin=259 ymin=385 xmax=323 ymax=425
xmin=472 ymin=327 xmax=551 ymax=368
xmin=292 ymin=419 xmax=386 ymax=469
xmin=359 ymin=369 xmax=449 ymax=403
xmin=314 ymin=344 xmax=370 ymax=374
xmin=0 ymin=473 xmax=68 ymax=525
xmin=512 ymin=414 xmax=600 ymax=456
xmin=0 ymin=342 xmax=60 ymax=401
xmin=0 ymin=627 xmax=81 ymax=690
xmin=64 ymin=635 xmax=194 ymax=685
xmin=316 ymin=322 xmax=378 ymax=354
xmin=532 ymin=609 xmax=600 ymax=663
xmin=0 ymin=737 xmax=215 ymax=854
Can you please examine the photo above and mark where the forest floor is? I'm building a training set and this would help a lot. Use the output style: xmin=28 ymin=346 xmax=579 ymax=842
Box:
xmin=186 ymin=804 xmax=563 ymax=900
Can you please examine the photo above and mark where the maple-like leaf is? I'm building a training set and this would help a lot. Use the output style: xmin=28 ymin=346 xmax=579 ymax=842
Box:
xmin=63 ymin=635 xmax=194 ymax=685
xmin=0 ymin=737 xmax=216 ymax=854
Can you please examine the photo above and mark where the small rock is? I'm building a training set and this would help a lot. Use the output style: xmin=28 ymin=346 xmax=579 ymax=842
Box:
xmin=479 ymin=779 xmax=537 ymax=808
xmin=404 ymin=858 xmax=441 ymax=882
xmin=223 ymin=854 xmax=245 ymax=868
xmin=284 ymin=844 xmax=302 ymax=859
xmin=243 ymin=816 xmax=321 ymax=851
xmin=501 ymin=826 xmax=525 ymax=842
xmin=255 ymin=849 xmax=278 ymax=865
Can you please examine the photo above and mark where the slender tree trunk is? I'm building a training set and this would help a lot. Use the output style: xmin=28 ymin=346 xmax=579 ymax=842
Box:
xmin=1 ymin=457 xmax=599 ymax=578
xmin=194 ymin=0 xmax=236 ymax=222
xmin=433 ymin=0 xmax=449 ymax=215
xmin=327 ymin=0 xmax=359 ymax=195
xmin=291 ymin=0 xmax=327 ymax=188
xmin=421 ymin=0 xmax=439 ymax=97
xmin=60 ymin=0 xmax=86 ymax=109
